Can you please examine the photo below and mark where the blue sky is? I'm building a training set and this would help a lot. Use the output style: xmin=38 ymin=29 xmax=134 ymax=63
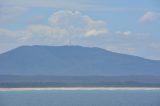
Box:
xmin=0 ymin=0 xmax=160 ymax=60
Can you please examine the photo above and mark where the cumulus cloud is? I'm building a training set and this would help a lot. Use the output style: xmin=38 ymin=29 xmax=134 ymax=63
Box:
xmin=140 ymin=11 xmax=160 ymax=23
xmin=0 ymin=10 xmax=108 ymax=44
xmin=48 ymin=10 xmax=108 ymax=37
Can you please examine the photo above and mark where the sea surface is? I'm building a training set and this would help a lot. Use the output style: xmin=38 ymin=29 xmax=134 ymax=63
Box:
xmin=0 ymin=89 xmax=160 ymax=106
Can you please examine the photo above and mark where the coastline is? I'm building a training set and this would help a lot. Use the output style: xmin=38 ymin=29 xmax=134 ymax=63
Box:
xmin=1 ymin=87 xmax=160 ymax=91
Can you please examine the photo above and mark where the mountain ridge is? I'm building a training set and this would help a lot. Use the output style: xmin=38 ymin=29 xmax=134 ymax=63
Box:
xmin=0 ymin=45 xmax=160 ymax=76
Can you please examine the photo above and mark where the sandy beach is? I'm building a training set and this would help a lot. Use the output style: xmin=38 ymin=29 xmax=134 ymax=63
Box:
xmin=0 ymin=87 xmax=160 ymax=91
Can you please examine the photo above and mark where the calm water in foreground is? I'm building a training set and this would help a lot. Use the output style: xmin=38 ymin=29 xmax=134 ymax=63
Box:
xmin=0 ymin=89 xmax=160 ymax=106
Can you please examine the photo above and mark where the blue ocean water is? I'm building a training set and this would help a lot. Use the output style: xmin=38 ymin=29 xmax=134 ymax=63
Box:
xmin=0 ymin=90 xmax=160 ymax=106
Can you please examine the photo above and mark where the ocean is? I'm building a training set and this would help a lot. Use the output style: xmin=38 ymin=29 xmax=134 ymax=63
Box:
xmin=0 ymin=89 xmax=160 ymax=106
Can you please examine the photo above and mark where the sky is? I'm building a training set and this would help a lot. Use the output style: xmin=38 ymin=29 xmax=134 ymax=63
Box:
xmin=0 ymin=0 xmax=160 ymax=60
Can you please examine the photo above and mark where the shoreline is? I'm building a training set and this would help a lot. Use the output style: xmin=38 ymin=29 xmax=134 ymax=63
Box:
xmin=1 ymin=87 xmax=160 ymax=91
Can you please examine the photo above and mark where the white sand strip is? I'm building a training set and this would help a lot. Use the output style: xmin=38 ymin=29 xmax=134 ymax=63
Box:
xmin=0 ymin=87 xmax=160 ymax=91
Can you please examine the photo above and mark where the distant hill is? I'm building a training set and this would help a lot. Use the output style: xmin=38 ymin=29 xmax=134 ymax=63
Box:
xmin=0 ymin=45 xmax=160 ymax=76
xmin=1 ymin=75 xmax=160 ymax=88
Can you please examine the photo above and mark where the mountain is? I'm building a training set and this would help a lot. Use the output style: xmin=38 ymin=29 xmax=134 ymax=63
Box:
xmin=0 ymin=45 xmax=160 ymax=76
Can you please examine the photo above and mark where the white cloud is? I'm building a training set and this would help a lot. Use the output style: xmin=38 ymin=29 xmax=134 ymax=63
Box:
xmin=140 ymin=11 xmax=160 ymax=23
xmin=0 ymin=10 xmax=108 ymax=44
xmin=29 ymin=25 xmax=66 ymax=36
xmin=83 ymin=16 xmax=107 ymax=36
xmin=116 ymin=31 xmax=132 ymax=37
xmin=0 ymin=28 xmax=32 ymax=41
xmin=48 ymin=10 xmax=108 ymax=37
xmin=49 ymin=11 xmax=84 ymax=27
xmin=115 ymin=31 xmax=151 ymax=39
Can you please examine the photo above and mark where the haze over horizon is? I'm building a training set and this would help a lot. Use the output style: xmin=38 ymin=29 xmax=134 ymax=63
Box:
xmin=0 ymin=0 xmax=160 ymax=60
